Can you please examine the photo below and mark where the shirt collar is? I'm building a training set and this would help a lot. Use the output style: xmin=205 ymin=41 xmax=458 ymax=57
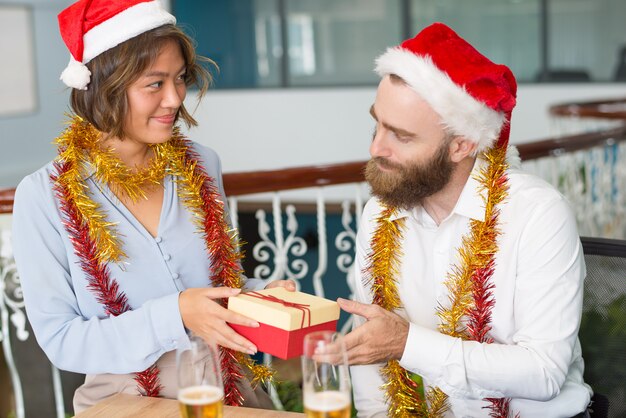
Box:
xmin=82 ymin=160 xmax=96 ymax=181
xmin=387 ymin=157 xmax=487 ymax=224
xmin=453 ymin=157 xmax=487 ymax=222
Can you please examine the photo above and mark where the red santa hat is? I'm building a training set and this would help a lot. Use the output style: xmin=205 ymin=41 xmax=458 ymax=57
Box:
xmin=375 ymin=22 xmax=517 ymax=153
xmin=58 ymin=0 xmax=176 ymax=90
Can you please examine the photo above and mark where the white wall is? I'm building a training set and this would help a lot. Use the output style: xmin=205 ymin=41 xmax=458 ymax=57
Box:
xmin=186 ymin=84 xmax=626 ymax=177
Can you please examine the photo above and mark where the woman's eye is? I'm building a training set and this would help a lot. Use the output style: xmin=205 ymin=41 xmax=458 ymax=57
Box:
xmin=149 ymin=81 xmax=163 ymax=88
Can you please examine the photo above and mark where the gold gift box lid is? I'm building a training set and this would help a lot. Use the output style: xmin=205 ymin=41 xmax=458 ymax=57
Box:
xmin=228 ymin=287 xmax=340 ymax=331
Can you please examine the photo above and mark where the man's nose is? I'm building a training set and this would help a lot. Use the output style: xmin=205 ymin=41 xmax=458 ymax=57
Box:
xmin=369 ymin=129 xmax=390 ymax=158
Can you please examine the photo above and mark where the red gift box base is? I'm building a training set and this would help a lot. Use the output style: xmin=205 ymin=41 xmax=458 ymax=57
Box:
xmin=230 ymin=320 xmax=338 ymax=360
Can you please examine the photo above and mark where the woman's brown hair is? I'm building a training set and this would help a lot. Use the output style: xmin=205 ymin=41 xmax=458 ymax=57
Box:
xmin=70 ymin=24 xmax=213 ymax=139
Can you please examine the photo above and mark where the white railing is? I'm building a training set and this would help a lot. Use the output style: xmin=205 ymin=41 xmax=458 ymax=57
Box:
xmin=1 ymin=215 xmax=68 ymax=418
xmin=228 ymin=184 xmax=368 ymax=409
xmin=526 ymin=98 xmax=626 ymax=239
xmin=521 ymin=140 xmax=626 ymax=239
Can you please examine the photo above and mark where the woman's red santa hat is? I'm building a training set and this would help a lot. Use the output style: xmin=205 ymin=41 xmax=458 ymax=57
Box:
xmin=375 ymin=22 xmax=517 ymax=154
xmin=58 ymin=0 xmax=176 ymax=90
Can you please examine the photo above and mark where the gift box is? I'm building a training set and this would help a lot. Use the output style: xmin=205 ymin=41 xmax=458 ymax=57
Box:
xmin=228 ymin=287 xmax=340 ymax=359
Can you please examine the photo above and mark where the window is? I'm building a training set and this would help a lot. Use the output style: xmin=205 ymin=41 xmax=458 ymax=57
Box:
xmin=284 ymin=0 xmax=402 ymax=86
xmin=173 ymin=0 xmax=626 ymax=88
xmin=0 ymin=5 xmax=37 ymax=115
xmin=410 ymin=0 xmax=541 ymax=82
xmin=548 ymin=0 xmax=626 ymax=82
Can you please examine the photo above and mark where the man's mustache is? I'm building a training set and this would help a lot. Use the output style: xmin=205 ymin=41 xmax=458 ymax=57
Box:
xmin=371 ymin=157 xmax=403 ymax=171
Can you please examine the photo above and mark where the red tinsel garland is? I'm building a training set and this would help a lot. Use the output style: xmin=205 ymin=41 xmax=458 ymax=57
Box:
xmin=51 ymin=159 xmax=162 ymax=397
xmin=464 ymin=147 xmax=517 ymax=418
xmin=180 ymin=142 xmax=246 ymax=406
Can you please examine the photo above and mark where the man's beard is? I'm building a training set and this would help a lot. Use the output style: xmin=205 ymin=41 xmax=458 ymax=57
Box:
xmin=364 ymin=142 xmax=454 ymax=209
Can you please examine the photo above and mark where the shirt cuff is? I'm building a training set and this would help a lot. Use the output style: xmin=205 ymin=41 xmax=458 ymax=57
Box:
xmin=145 ymin=292 xmax=190 ymax=352
xmin=399 ymin=322 xmax=460 ymax=380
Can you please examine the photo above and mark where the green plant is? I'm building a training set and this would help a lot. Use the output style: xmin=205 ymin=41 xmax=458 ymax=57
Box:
xmin=275 ymin=380 xmax=303 ymax=413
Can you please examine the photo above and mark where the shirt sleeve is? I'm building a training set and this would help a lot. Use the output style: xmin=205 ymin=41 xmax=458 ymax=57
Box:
xmin=350 ymin=199 xmax=390 ymax=417
xmin=12 ymin=172 xmax=189 ymax=374
xmin=398 ymin=195 xmax=585 ymax=401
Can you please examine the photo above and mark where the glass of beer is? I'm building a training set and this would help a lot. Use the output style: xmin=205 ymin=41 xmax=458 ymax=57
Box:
xmin=302 ymin=331 xmax=352 ymax=418
xmin=177 ymin=335 xmax=224 ymax=418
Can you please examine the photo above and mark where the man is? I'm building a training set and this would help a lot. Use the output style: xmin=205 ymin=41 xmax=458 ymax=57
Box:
xmin=336 ymin=23 xmax=591 ymax=417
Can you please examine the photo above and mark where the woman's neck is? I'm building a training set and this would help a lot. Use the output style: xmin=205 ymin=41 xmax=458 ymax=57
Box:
xmin=99 ymin=136 xmax=153 ymax=169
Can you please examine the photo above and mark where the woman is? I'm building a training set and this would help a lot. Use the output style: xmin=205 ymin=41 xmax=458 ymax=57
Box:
xmin=12 ymin=0 xmax=292 ymax=412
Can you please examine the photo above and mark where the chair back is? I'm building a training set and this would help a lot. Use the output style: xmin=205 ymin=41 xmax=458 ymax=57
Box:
xmin=579 ymin=237 xmax=626 ymax=418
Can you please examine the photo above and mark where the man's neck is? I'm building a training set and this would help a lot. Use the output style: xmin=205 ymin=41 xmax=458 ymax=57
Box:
xmin=421 ymin=156 xmax=476 ymax=225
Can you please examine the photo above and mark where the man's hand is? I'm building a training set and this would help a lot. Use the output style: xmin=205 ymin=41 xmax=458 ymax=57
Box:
xmin=264 ymin=279 xmax=297 ymax=291
xmin=179 ymin=287 xmax=260 ymax=354
xmin=338 ymin=297 xmax=409 ymax=365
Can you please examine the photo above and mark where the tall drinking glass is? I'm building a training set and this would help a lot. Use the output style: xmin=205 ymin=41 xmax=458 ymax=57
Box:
xmin=177 ymin=335 xmax=224 ymax=418
xmin=302 ymin=331 xmax=352 ymax=418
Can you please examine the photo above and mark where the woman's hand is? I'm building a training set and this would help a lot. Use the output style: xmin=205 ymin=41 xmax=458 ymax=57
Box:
xmin=264 ymin=279 xmax=297 ymax=291
xmin=178 ymin=287 xmax=260 ymax=354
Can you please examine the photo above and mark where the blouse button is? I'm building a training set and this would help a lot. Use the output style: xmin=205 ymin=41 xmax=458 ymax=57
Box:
xmin=173 ymin=273 xmax=180 ymax=279
xmin=164 ymin=254 xmax=171 ymax=261
xmin=155 ymin=236 xmax=163 ymax=243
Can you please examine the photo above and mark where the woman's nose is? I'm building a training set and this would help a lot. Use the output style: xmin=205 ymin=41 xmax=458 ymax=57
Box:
xmin=162 ymin=82 xmax=185 ymax=109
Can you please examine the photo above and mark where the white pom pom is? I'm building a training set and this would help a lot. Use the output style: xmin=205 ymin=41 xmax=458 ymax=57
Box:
xmin=60 ymin=57 xmax=92 ymax=90
xmin=506 ymin=145 xmax=521 ymax=170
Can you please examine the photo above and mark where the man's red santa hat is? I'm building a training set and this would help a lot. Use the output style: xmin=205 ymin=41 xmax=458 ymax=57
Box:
xmin=58 ymin=0 xmax=176 ymax=90
xmin=375 ymin=22 xmax=517 ymax=154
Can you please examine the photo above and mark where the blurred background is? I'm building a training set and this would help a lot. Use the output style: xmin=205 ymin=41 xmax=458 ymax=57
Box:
xmin=2 ymin=0 xmax=626 ymax=186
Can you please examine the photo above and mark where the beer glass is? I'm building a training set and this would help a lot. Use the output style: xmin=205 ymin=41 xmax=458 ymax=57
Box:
xmin=177 ymin=335 xmax=224 ymax=418
xmin=302 ymin=331 xmax=352 ymax=418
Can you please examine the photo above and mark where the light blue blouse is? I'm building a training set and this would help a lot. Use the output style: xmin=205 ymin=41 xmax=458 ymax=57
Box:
xmin=12 ymin=142 xmax=261 ymax=375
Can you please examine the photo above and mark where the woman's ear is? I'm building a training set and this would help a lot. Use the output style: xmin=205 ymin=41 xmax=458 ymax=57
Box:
xmin=448 ymin=136 xmax=478 ymax=163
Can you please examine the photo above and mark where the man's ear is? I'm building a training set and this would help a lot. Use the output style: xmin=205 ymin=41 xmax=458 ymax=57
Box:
xmin=448 ymin=136 xmax=478 ymax=163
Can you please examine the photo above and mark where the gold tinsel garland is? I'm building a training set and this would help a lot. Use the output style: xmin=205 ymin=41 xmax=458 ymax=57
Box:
xmin=436 ymin=145 xmax=508 ymax=339
xmin=54 ymin=116 xmax=275 ymax=397
xmin=367 ymin=144 xmax=509 ymax=417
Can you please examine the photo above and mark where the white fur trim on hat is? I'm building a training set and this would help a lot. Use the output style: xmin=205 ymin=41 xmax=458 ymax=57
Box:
xmin=60 ymin=56 xmax=92 ymax=90
xmin=506 ymin=145 xmax=521 ymax=169
xmin=82 ymin=1 xmax=176 ymax=63
xmin=375 ymin=47 xmax=505 ymax=153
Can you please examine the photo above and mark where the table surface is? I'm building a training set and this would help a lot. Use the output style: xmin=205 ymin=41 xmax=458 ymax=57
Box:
xmin=74 ymin=393 xmax=305 ymax=417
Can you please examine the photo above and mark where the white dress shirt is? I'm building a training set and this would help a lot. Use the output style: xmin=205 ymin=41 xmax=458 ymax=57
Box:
xmin=351 ymin=157 xmax=592 ymax=418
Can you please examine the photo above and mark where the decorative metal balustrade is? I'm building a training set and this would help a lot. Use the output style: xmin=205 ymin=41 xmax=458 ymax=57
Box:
xmin=532 ymin=97 xmax=626 ymax=239
xmin=1 ymin=97 xmax=625 ymax=416
xmin=0 ymin=221 xmax=28 ymax=418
